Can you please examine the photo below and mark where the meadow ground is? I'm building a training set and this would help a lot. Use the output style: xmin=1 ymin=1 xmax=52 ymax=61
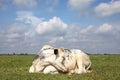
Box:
xmin=0 ymin=54 xmax=120 ymax=80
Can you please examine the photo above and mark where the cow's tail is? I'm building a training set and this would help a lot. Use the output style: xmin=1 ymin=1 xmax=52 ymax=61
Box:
xmin=86 ymin=62 xmax=91 ymax=70
xmin=86 ymin=62 xmax=92 ymax=72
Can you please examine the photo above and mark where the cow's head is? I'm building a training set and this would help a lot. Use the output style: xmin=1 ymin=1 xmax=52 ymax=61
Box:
xmin=29 ymin=45 xmax=66 ymax=73
xmin=29 ymin=45 xmax=57 ymax=73
xmin=38 ymin=46 xmax=65 ymax=62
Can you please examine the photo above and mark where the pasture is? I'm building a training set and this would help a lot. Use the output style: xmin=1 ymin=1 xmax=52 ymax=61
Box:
xmin=0 ymin=54 xmax=120 ymax=80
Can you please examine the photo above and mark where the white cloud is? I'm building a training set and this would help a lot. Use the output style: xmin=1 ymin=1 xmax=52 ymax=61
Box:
xmin=68 ymin=0 xmax=93 ymax=10
xmin=16 ymin=11 xmax=42 ymax=27
xmin=80 ymin=25 xmax=94 ymax=34
xmin=6 ymin=23 xmax=29 ymax=41
xmin=7 ymin=25 xmax=35 ymax=52
xmin=8 ymin=23 xmax=28 ymax=33
xmin=49 ymin=37 xmax=64 ymax=44
xmin=1 ymin=22 xmax=120 ymax=54
xmin=60 ymin=23 xmax=120 ymax=53
xmin=13 ymin=0 xmax=37 ymax=8
xmin=6 ymin=33 xmax=20 ymax=39
xmin=94 ymin=0 xmax=120 ymax=17
xmin=36 ymin=16 xmax=67 ymax=35
xmin=0 ymin=23 xmax=31 ymax=53
xmin=96 ymin=23 xmax=113 ymax=33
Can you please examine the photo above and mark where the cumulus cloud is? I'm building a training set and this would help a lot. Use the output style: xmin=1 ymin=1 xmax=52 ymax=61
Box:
xmin=8 ymin=23 xmax=28 ymax=33
xmin=5 ymin=23 xmax=29 ymax=43
xmin=96 ymin=23 xmax=113 ymax=33
xmin=1 ymin=10 xmax=120 ymax=54
xmin=16 ymin=11 xmax=42 ymax=27
xmin=0 ymin=23 xmax=31 ymax=53
xmin=68 ymin=0 xmax=94 ymax=16
xmin=1 ymin=0 xmax=120 ymax=54
xmin=68 ymin=0 xmax=93 ymax=11
xmin=13 ymin=0 xmax=37 ymax=8
xmin=94 ymin=0 xmax=120 ymax=17
xmin=1 ymin=21 xmax=120 ymax=54
xmin=58 ymin=23 xmax=120 ymax=53
xmin=49 ymin=36 xmax=64 ymax=44
xmin=80 ymin=25 xmax=94 ymax=34
xmin=6 ymin=33 xmax=20 ymax=39
xmin=36 ymin=16 xmax=67 ymax=36
xmin=16 ymin=12 xmax=68 ymax=48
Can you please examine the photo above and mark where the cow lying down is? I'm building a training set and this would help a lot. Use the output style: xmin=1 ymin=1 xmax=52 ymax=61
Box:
xmin=29 ymin=45 xmax=92 ymax=75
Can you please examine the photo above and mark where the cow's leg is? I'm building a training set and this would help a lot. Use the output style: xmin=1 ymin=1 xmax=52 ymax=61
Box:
xmin=75 ymin=58 xmax=84 ymax=74
xmin=76 ymin=58 xmax=92 ymax=73
xmin=43 ymin=65 xmax=58 ymax=74
xmin=83 ymin=65 xmax=87 ymax=73
xmin=50 ymin=60 xmax=67 ymax=73
xmin=42 ymin=57 xmax=67 ymax=73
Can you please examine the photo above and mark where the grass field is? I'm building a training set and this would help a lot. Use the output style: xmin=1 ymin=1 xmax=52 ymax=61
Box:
xmin=0 ymin=54 xmax=120 ymax=80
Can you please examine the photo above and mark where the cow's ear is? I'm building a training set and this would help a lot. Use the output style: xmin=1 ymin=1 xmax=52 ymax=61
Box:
xmin=59 ymin=47 xmax=64 ymax=52
xmin=54 ymin=49 xmax=58 ymax=55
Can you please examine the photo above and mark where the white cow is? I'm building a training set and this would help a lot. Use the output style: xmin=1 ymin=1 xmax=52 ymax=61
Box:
xmin=29 ymin=45 xmax=92 ymax=74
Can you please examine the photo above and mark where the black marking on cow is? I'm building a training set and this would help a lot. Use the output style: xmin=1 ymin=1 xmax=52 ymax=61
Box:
xmin=64 ymin=49 xmax=72 ymax=54
xmin=64 ymin=49 xmax=72 ymax=60
xmin=33 ymin=55 xmax=39 ymax=61
xmin=39 ymin=55 xmax=45 ymax=59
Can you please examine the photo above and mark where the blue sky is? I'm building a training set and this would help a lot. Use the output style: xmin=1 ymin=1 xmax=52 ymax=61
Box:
xmin=0 ymin=0 xmax=120 ymax=54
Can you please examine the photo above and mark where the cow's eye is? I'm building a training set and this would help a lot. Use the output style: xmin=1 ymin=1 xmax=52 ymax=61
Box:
xmin=54 ymin=49 xmax=58 ymax=55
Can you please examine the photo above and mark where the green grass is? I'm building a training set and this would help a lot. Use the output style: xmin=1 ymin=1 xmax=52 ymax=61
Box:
xmin=0 ymin=54 xmax=120 ymax=80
